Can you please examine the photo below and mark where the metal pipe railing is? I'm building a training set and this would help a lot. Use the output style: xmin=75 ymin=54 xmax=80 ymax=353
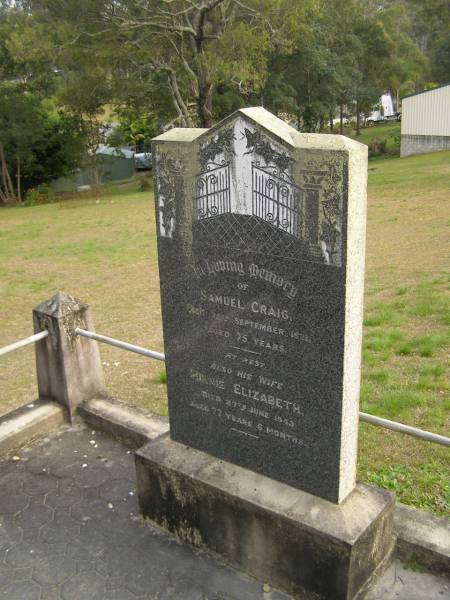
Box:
xmin=4 ymin=326 xmax=448 ymax=447
xmin=359 ymin=412 xmax=450 ymax=447
xmin=0 ymin=330 xmax=48 ymax=357
xmin=75 ymin=327 xmax=165 ymax=361
xmin=74 ymin=327 xmax=450 ymax=448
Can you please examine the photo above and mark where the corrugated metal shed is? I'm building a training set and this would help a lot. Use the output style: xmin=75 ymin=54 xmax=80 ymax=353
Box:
xmin=401 ymin=84 xmax=450 ymax=136
xmin=51 ymin=147 xmax=135 ymax=192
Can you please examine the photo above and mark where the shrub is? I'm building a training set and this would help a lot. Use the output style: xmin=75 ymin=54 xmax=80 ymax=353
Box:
xmin=24 ymin=184 xmax=56 ymax=206
xmin=139 ymin=176 xmax=153 ymax=192
xmin=368 ymin=138 xmax=387 ymax=158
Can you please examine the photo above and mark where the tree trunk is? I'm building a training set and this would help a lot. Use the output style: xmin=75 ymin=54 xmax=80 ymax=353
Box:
xmin=168 ymin=71 xmax=193 ymax=128
xmin=0 ymin=144 xmax=16 ymax=202
xmin=356 ymin=100 xmax=361 ymax=135
xmin=16 ymin=155 xmax=22 ymax=203
xmin=329 ymin=109 xmax=334 ymax=132
xmin=197 ymin=80 xmax=213 ymax=128
xmin=339 ymin=104 xmax=344 ymax=135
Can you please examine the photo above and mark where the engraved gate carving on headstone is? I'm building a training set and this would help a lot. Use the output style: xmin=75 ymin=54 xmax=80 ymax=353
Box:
xmin=251 ymin=161 xmax=300 ymax=237
xmin=195 ymin=161 xmax=231 ymax=220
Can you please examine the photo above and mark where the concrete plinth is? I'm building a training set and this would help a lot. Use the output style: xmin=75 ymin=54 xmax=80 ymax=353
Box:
xmin=136 ymin=435 xmax=396 ymax=600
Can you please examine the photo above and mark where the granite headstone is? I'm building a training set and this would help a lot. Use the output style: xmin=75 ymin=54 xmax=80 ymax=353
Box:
xmin=152 ymin=108 xmax=367 ymax=503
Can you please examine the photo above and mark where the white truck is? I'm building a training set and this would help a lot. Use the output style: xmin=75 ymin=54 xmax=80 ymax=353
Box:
xmin=367 ymin=93 xmax=400 ymax=125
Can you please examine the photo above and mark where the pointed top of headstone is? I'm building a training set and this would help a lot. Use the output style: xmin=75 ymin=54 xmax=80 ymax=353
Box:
xmin=34 ymin=292 xmax=88 ymax=318
xmin=152 ymin=107 xmax=366 ymax=154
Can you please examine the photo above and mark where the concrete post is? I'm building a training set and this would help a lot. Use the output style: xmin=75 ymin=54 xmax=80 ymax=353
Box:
xmin=33 ymin=292 xmax=105 ymax=422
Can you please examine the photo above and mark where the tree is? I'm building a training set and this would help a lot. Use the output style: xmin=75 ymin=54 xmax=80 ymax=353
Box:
xmin=0 ymin=85 xmax=82 ymax=203
xmin=350 ymin=10 xmax=396 ymax=134
xmin=262 ymin=0 xmax=361 ymax=133
xmin=110 ymin=103 xmax=159 ymax=152
xmin=376 ymin=3 xmax=426 ymax=110
xmin=29 ymin=0 xmax=275 ymax=128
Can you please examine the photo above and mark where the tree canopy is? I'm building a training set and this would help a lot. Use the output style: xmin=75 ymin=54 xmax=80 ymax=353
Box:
xmin=0 ymin=0 xmax=447 ymax=200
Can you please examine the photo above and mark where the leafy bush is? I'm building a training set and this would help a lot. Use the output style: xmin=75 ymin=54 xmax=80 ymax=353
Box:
xmin=0 ymin=85 xmax=85 ymax=202
xmin=139 ymin=176 xmax=153 ymax=192
xmin=24 ymin=184 xmax=56 ymax=206
xmin=368 ymin=138 xmax=387 ymax=157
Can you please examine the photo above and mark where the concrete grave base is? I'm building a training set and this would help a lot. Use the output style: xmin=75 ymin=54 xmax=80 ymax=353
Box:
xmin=136 ymin=434 xmax=396 ymax=600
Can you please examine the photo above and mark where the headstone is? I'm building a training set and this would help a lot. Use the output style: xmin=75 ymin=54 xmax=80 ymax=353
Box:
xmin=152 ymin=108 xmax=367 ymax=503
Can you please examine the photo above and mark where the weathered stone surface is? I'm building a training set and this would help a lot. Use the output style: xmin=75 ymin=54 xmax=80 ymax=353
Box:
xmin=0 ymin=400 xmax=65 ymax=457
xmin=0 ymin=424 xmax=447 ymax=600
xmin=77 ymin=396 xmax=169 ymax=449
xmin=136 ymin=435 xmax=396 ymax=600
xmin=152 ymin=107 xmax=367 ymax=503
xmin=0 ymin=426 xmax=294 ymax=599
xmin=394 ymin=503 xmax=450 ymax=574
xmin=33 ymin=292 xmax=105 ymax=421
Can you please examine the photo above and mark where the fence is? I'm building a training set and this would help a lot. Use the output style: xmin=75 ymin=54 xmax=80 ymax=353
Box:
xmin=1 ymin=292 xmax=449 ymax=448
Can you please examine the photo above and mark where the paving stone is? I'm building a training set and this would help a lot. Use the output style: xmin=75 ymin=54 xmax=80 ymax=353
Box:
xmin=40 ymin=587 xmax=60 ymax=600
xmin=22 ymin=528 xmax=41 ymax=543
xmin=19 ymin=455 xmax=52 ymax=476
xmin=77 ymin=524 xmax=110 ymax=557
xmin=0 ymin=492 xmax=28 ymax=514
xmin=0 ymin=472 xmax=25 ymax=494
xmin=98 ymin=478 xmax=136 ymax=502
xmin=0 ymin=425 xmax=446 ymax=600
xmin=57 ymin=477 xmax=78 ymax=492
xmin=0 ymin=565 xmax=13 ymax=588
xmin=65 ymin=540 xmax=96 ymax=561
xmin=29 ymin=494 xmax=46 ymax=506
xmin=104 ymin=575 xmax=126 ymax=591
xmin=47 ymin=542 xmax=67 ymax=556
xmin=0 ymin=532 xmax=13 ymax=555
xmin=103 ymin=589 xmax=137 ymax=600
xmin=94 ymin=558 xmax=109 ymax=578
xmin=0 ymin=518 xmax=22 ymax=544
xmin=46 ymin=487 xmax=84 ymax=509
xmin=75 ymin=560 xmax=95 ymax=573
xmin=82 ymin=486 xmax=100 ymax=499
xmin=0 ymin=580 xmax=41 ymax=600
xmin=32 ymin=555 xmax=75 ymax=586
xmin=5 ymin=541 xmax=49 ymax=568
xmin=61 ymin=571 xmax=106 ymax=600
xmin=40 ymin=521 xmax=80 ymax=544
xmin=23 ymin=474 xmax=58 ymax=496
xmin=159 ymin=575 xmax=205 ymax=600
xmin=14 ymin=504 xmax=53 ymax=529
xmin=70 ymin=498 xmax=111 ymax=522
xmin=72 ymin=465 xmax=110 ymax=488
xmin=99 ymin=545 xmax=147 ymax=579
xmin=12 ymin=567 xmax=32 ymax=580
xmin=103 ymin=497 xmax=139 ymax=520
xmin=52 ymin=507 xmax=79 ymax=526
xmin=51 ymin=460 xmax=88 ymax=480
xmin=124 ymin=564 xmax=170 ymax=597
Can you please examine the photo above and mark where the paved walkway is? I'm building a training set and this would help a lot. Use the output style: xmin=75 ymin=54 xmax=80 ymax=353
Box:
xmin=0 ymin=426 xmax=448 ymax=600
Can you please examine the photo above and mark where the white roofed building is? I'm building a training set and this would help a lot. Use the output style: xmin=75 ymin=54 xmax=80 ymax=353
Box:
xmin=401 ymin=83 xmax=450 ymax=157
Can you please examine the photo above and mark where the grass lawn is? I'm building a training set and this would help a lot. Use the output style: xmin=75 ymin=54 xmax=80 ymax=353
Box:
xmin=1 ymin=151 xmax=449 ymax=515
xmin=347 ymin=122 xmax=401 ymax=156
